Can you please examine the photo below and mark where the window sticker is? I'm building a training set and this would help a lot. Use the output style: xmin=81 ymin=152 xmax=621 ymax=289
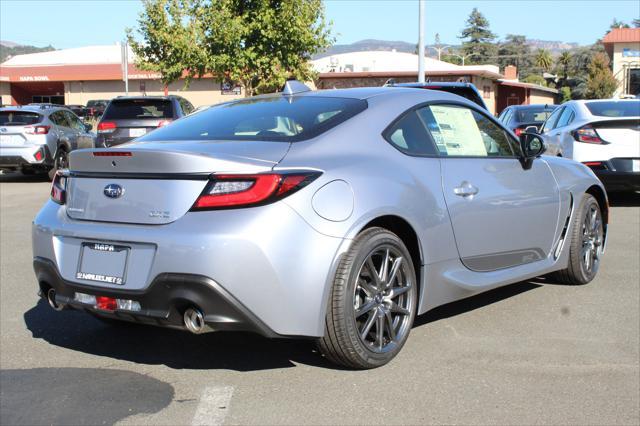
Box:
xmin=429 ymin=106 xmax=487 ymax=156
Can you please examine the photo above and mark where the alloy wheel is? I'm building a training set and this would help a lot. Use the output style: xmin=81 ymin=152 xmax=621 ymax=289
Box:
xmin=352 ymin=246 xmax=414 ymax=353
xmin=581 ymin=203 xmax=603 ymax=276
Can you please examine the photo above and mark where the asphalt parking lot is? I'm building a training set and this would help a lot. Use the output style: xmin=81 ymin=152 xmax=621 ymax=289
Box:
xmin=0 ymin=172 xmax=638 ymax=426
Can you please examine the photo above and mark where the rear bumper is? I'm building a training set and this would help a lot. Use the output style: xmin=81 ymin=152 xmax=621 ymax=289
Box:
xmin=593 ymin=170 xmax=640 ymax=193
xmin=32 ymin=200 xmax=346 ymax=337
xmin=34 ymin=257 xmax=279 ymax=337
xmin=0 ymin=145 xmax=51 ymax=169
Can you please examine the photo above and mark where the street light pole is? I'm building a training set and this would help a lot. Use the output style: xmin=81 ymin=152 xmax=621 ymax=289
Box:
xmin=418 ymin=0 xmax=425 ymax=83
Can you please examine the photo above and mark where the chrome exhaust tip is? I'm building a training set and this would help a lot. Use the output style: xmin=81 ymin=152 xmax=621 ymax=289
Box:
xmin=184 ymin=307 xmax=206 ymax=334
xmin=47 ymin=288 xmax=65 ymax=311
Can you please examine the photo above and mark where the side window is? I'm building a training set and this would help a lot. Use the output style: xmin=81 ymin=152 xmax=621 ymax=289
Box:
xmin=418 ymin=104 xmax=514 ymax=157
xmin=383 ymin=110 xmax=437 ymax=156
xmin=65 ymin=111 xmax=84 ymax=131
xmin=542 ymin=107 xmax=563 ymax=133
xmin=555 ymin=107 xmax=575 ymax=128
xmin=52 ymin=111 xmax=70 ymax=128
xmin=178 ymin=97 xmax=194 ymax=115
xmin=500 ymin=108 xmax=513 ymax=124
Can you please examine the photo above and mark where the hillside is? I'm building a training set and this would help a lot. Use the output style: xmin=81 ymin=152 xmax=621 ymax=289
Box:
xmin=0 ymin=42 xmax=56 ymax=63
xmin=313 ymin=38 xmax=582 ymax=59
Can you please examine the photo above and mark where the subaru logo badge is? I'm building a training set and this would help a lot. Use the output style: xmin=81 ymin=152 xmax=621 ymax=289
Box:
xmin=103 ymin=184 xmax=124 ymax=199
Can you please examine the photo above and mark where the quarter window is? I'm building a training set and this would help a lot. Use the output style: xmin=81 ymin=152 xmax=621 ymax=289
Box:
xmin=383 ymin=110 xmax=437 ymax=156
xmin=418 ymin=104 xmax=514 ymax=157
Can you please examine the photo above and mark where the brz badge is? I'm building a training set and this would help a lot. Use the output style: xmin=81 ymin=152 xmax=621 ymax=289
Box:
xmin=103 ymin=184 xmax=124 ymax=199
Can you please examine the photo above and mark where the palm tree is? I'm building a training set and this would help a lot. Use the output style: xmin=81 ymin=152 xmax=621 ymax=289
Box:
xmin=557 ymin=51 xmax=572 ymax=82
xmin=534 ymin=48 xmax=553 ymax=72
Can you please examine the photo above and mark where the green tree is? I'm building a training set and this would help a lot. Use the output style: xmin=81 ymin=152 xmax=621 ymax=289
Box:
xmin=534 ymin=48 xmax=553 ymax=71
xmin=559 ymin=86 xmax=572 ymax=103
xmin=555 ymin=51 xmax=572 ymax=85
xmin=129 ymin=0 xmax=333 ymax=96
xmin=497 ymin=34 xmax=532 ymax=77
xmin=522 ymin=74 xmax=547 ymax=87
xmin=585 ymin=52 xmax=618 ymax=99
xmin=458 ymin=8 xmax=497 ymax=64
xmin=608 ymin=18 xmax=630 ymax=32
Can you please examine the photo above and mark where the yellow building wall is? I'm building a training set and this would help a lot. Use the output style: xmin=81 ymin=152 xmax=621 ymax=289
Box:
xmin=611 ymin=42 xmax=640 ymax=97
xmin=529 ymin=91 xmax=556 ymax=106
xmin=471 ymin=76 xmax=497 ymax=115
xmin=0 ymin=81 xmax=11 ymax=106
xmin=64 ymin=78 xmax=243 ymax=107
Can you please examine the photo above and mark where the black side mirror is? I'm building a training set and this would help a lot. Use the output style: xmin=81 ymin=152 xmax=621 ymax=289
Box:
xmin=519 ymin=132 xmax=546 ymax=169
xmin=84 ymin=122 xmax=93 ymax=132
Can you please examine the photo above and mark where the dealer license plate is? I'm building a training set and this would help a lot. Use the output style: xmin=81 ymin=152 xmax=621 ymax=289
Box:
xmin=129 ymin=128 xmax=147 ymax=137
xmin=76 ymin=243 xmax=129 ymax=285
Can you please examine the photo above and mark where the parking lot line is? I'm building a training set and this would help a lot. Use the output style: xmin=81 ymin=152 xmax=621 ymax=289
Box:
xmin=191 ymin=386 xmax=234 ymax=426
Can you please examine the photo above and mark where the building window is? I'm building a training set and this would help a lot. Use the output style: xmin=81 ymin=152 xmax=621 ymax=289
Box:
xmin=629 ymin=68 xmax=640 ymax=96
xmin=483 ymin=86 xmax=491 ymax=99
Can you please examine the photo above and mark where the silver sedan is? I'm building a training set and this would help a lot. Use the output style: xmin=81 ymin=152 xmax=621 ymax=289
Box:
xmin=32 ymin=83 xmax=607 ymax=369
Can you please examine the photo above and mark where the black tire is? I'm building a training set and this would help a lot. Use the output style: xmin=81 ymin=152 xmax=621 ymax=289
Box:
xmin=318 ymin=227 xmax=418 ymax=369
xmin=48 ymin=147 xmax=68 ymax=180
xmin=552 ymin=194 xmax=604 ymax=285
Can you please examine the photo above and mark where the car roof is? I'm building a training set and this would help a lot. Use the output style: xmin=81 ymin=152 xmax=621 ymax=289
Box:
xmin=0 ymin=105 xmax=66 ymax=115
xmin=388 ymin=81 xmax=476 ymax=89
xmin=112 ymin=96 xmax=178 ymax=101
xmin=506 ymin=104 xmax=558 ymax=110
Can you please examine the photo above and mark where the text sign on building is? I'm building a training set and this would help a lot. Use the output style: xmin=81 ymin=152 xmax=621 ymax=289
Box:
xmin=622 ymin=48 xmax=640 ymax=57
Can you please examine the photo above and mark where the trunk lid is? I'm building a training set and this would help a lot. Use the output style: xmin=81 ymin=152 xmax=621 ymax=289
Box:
xmin=65 ymin=140 xmax=290 ymax=224
xmin=592 ymin=118 xmax=640 ymax=157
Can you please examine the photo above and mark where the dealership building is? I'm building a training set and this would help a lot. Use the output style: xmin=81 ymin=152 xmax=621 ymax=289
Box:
xmin=603 ymin=27 xmax=640 ymax=97
xmin=1 ymin=44 xmax=557 ymax=115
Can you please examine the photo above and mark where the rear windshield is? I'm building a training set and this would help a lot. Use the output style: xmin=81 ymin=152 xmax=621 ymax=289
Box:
xmin=0 ymin=111 xmax=43 ymax=126
xmin=87 ymin=100 xmax=107 ymax=107
xmin=136 ymin=96 xmax=368 ymax=142
xmin=422 ymin=86 xmax=486 ymax=109
xmin=103 ymin=99 xmax=173 ymax=120
xmin=586 ymin=101 xmax=640 ymax=117
xmin=515 ymin=108 xmax=556 ymax=123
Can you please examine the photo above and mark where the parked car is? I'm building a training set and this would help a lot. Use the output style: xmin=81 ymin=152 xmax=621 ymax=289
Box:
xmin=34 ymin=83 xmax=607 ymax=369
xmin=96 ymin=95 xmax=194 ymax=147
xmin=65 ymin=104 xmax=90 ymax=118
xmin=0 ymin=105 xmax=96 ymax=178
xmin=86 ymin=99 xmax=109 ymax=118
xmin=385 ymin=81 xmax=489 ymax=111
xmin=538 ymin=99 xmax=640 ymax=193
xmin=498 ymin=104 xmax=558 ymax=136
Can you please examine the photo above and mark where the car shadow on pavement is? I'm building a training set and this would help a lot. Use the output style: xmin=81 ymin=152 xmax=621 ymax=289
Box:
xmin=0 ymin=171 xmax=50 ymax=183
xmin=24 ymin=282 xmax=543 ymax=371
xmin=0 ymin=368 xmax=174 ymax=426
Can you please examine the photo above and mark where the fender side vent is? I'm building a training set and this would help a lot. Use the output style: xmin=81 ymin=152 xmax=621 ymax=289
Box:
xmin=553 ymin=193 xmax=574 ymax=260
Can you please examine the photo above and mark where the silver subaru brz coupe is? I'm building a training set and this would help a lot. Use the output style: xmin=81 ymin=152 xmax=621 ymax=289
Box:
xmin=32 ymin=82 xmax=607 ymax=369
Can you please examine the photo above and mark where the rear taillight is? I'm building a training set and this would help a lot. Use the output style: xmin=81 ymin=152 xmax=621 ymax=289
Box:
xmin=572 ymin=125 xmax=608 ymax=144
xmin=25 ymin=125 xmax=50 ymax=135
xmin=50 ymin=171 xmax=67 ymax=205
xmin=97 ymin=121 xmax=117 ymax=133
xmin=191 ymin=172 xmax=321 ymax=210
xmin=93 ymin=151 xmax=132 ymax=157
xmin=513 ymin=128 xmax=524 ymax=136
xmin=157 ymin=119 xmax=172 ymax=128
xmin=582 ymin=161 xmax=608 ymax=171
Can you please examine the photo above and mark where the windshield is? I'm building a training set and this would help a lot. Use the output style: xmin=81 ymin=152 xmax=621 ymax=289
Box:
xmin=515 ymin=108 xmax=556 ymax=123
xmin=586 ymin=101 xmax=640 ymax=117
xmin=0 ymin=111 xmax=43 ymax=126
xmin=103 ymin=99 xmax=173 ymax=120
xmin=136 ymin=96 xmax=368 ymax=142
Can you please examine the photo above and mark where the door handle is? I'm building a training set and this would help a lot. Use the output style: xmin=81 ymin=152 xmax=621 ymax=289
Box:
xmin=453 ymin=181 xmax=479 ymax=198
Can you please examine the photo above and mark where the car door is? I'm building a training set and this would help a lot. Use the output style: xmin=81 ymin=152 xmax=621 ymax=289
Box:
xmin=419 ymin=103 xmax=560 ymax=271
xmin=550 ymin=106 xmax=576 ymax=158
xmin=64 ymin=110 xmax=95 ymax=149
xmin=49 ymin=111 xmax=75 ymax=148
xmin=539 ymin=106 xmax=564 ymax=156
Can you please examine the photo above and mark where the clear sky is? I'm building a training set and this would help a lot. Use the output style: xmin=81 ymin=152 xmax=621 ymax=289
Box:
xmin=1 ymin=0 xmax=639 ymax=49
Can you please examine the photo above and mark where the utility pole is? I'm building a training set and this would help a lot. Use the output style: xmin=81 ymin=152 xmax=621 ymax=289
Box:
xmin=121 ymin=41 xmax=129 ymax=95
xmin=418 ymin=0 xmax=425 ymax=82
